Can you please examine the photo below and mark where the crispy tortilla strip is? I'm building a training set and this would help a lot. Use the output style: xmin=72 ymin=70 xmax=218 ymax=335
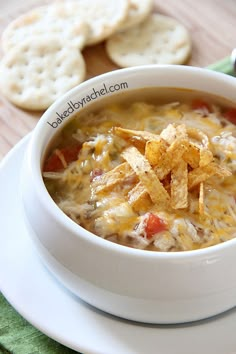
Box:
xmin=114 ymin=127 xmax=159 ymax=143
xmin=91 ymin=162 xmax=135 ymax=194
xmin=199 ymin=148 xmax=213 ymax=167
xmin=199 ymin=182 xmax=204 ymax=215
xmin=183 ymin=143 xmax=200 ymax=168
xmin=128 ymin=181 xmax=152 ymax=211
xmin=183 ymin=126 xmax=212 ymax=168
xmin=122 ymin=146 xmax=170 ymax=204
xmin=145 ymin=138 xmax=169 ymax=166
xmin=188 ymin=163 xmax=231 ymax=190
xmin=154 ymin=138 xmax=188 ymax=180
xmin=160 ymin=123 xmax=177 ymax=144
xmin=176 ymin=124 xmax=188 ymax=139
xmin=181 ymin=144 xmax=213 ymax=169
xmin=171 ymin=159 xmax=188 ymax=209
xmin=186 ymin=127 xmax=213 ymax=167
xmin=187 ymin=127 xmax=209 ymax=148
xmin=160 ymin=123 xmax=187 ymax=144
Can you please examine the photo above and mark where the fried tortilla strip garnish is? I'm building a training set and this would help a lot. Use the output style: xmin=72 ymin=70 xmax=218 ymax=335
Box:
xmin=175 ymin=124 xmax=188 ymax=139
xmin=160 ymin=123 xmax=178 ymax=143
xmin=199 ymin=148 xmax=213 ymax=167
xmin=171 ymin=159 xmax=188 ymax=209
xmin=122 ymin=146 xmax=170 ymax=205
xmin=187 ymin=127 xmax=210 ymax=148
xmin=154 ymin=138 xmax=188 ymax=180
xmin=160 ymin=123 xmax=187 ymax=144
xmin=183 ymin=143 xmax=200 ymax=168
xmin=128 ymin=181 xmax=152 ymax=211
xmin=145 ymin=137 xmax=169 ymax=166
xmin=199 ymin=182 xmax=204 ymax=215
xmin=185 ymin=127 xmax=213 ymax=167
xmin=188 ymin=162 xmax=231 ymax=190
xmin=91 ymin=162 xmax=135 ymax=194
xmin=114 ymin=127 xmax=159 ymax=148
xmin=183 ymin=145 xmax=213 ymax=169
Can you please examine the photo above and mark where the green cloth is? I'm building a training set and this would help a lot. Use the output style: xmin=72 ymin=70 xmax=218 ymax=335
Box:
xmin=207 ymin=56 xmax=234 ymax=76
xmin=0 ymin=294 xmax=79 ymax=354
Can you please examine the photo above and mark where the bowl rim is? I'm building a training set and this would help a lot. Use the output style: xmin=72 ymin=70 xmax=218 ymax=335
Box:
xmin=26 ymin=64 xmax=236 ymax=259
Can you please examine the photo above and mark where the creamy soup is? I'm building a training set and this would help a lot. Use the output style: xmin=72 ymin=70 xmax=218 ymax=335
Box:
xmin=43 ymin=88 xmax=236 ymax=252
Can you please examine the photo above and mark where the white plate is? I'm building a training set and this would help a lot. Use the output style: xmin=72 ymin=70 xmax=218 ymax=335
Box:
xmin=1 ymin=136 xmax=236 ymax=354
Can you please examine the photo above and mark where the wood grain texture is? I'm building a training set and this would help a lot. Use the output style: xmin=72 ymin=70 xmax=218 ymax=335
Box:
xmin=0 ymin=0 xmax=235 ymax=159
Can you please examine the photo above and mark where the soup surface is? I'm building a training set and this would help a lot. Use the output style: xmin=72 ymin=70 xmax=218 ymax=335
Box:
xmin=43 ymin=88 xmax=236 ymax=252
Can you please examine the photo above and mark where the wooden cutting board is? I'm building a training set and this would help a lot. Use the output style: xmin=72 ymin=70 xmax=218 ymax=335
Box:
xmin=0 ymin=0 xmax=236 ymax=159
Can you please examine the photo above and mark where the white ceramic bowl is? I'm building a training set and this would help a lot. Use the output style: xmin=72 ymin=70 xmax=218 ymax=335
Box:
xmin=21 ymin=65 xmax=236 ymax=324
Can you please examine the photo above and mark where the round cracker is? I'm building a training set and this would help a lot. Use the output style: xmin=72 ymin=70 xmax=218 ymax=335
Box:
xmin=50 ymin=0 xmax=129 ymax=46
xmin=119 ymin=0 xmax=154 ymax=31
xmin=1 ymin=5 xmax=89 ymax=53
xmin=106 ymin=14 xmax=191 ymax=67
xmin=0 ymin=36 xmax=86 ymax=110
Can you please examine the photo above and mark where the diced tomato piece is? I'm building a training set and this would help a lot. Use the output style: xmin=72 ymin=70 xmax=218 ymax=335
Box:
xmin=191 ymin=99 xmax=212 ymax=114
xmin=145 ymin=213 xmax=167 ymax=239
xmin=60 ymin=144 xmax=81 ymax=164
xmin=223 ymin=108 xmax=236 ymax=124
xmin=43 ymin=153 xmax=63 ymax=172
xmin=43 ymin=144 xmax=81 ymax=172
